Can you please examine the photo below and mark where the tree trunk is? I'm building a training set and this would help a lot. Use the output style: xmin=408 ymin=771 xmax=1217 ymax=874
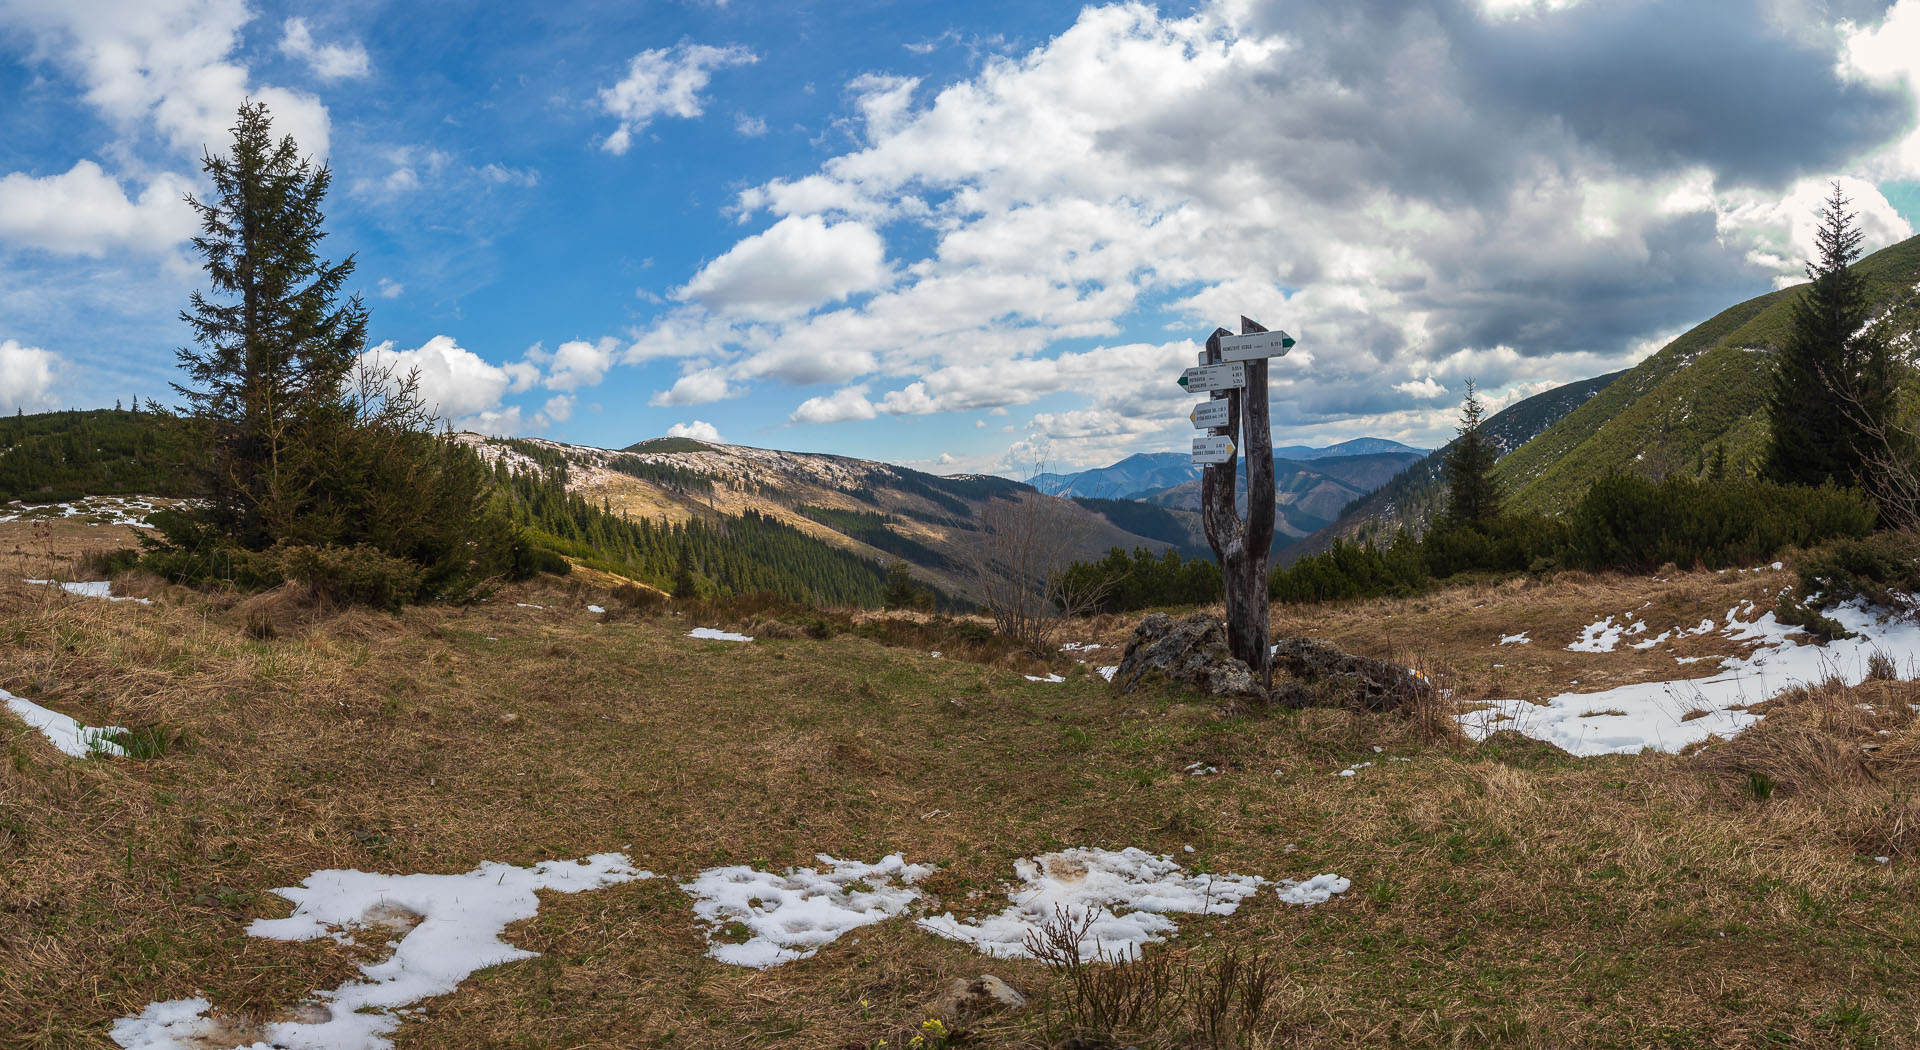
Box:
xmin=1200 ymin=316 xmax=1276 ymax=687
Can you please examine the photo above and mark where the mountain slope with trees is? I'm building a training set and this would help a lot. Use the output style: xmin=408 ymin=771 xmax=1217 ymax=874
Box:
xmin=1498 ymin=231 xmax=1920 ymax=514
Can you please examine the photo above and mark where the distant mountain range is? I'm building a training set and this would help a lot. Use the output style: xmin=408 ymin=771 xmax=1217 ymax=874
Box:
xmin=1029 ymin=438 xmax=1426 ymax=499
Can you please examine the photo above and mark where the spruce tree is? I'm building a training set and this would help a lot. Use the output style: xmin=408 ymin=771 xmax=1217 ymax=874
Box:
xmin=173 ymin=100 xmax=368 ymax=550
xmin=1763 ymin=184 xmax=1895 ymax=489
xmin=1440 ymin=380 xmax=1502 ymax=531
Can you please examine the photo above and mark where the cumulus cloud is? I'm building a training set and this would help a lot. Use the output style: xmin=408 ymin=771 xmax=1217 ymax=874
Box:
xmin=0 ymin=339 xmax=62 ymax=412
xmin=0 ymin=0 xmax=331 ymax=159
xmin=543 ymin=393 xmax=574 ymax=423
xmin=376 ymin=278 xmax=404 ymax=299
xmin=666 ymin=419 xmax=724 ymax=442
xmin=0 ymin=161 xmax=196 ymax=256
xmin=624 ymin=0 xmax=1920 ymax=465
xmin=596 ymin=42 xmax=758 ymax=155
xmin=361 ymin=335 xmax=513 ymax=420
xmin=789 ymin=384 xmax=877 ymax=424
xmin=649 ymin=368 xmax=735 ymax=406
xmin=278 ymin=17 xmax=370 ymax=81
xmin=675 ymin=215 xmax=889 ymax=319
xmin=527 ymin=337 xmax=617 ymax=391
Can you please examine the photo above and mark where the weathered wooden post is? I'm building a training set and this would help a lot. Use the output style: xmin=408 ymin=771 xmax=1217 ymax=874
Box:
xmin=1181 ymin=316 xmax=1292 ymax=689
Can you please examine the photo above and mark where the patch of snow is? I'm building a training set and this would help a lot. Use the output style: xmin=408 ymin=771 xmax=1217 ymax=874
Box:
xmin=929 ymin=651 xmax=942 ymax=659
xmin=1567 ymin=616 xmax=1626 ymax=653
xmin=514 ymin=603 xmax=544 ymax=609
xmin=1024 ymin=673 xmax=1066 ymax=683
xmin=3 ymin=689 xmax=127 ymax=758
xmin=917 ymin=847 xmax=1264 ymax=961
xmin=111 ymin=854 xmax=648 ymax=1050
xmin=1274 ymin=874 xmax=1350 ymax=906
xmin=688 ymin=628 xmax=753 ymax=642
xmin=1061 ymin=642 xmax=1102 ymax=653
xmin=1497 ymin=632 xmax=1532 ymax=646
xmin=25 ymin=579 xmax=151 ymax=604
xmin=1335 ymin=762 xmax=1373 ymax=777
xmin=681 ymin=854 xmax=931 ymax=968
xmin=1097 ymin=665 xmax=1118 ymax=681
xmin=1183 ymin=762 xmax=1219 ymax=776
xmin=1460 ymin=597 xmax=1920 ymax=756
xmin=587 ymin=605 xmax=605 ymax=613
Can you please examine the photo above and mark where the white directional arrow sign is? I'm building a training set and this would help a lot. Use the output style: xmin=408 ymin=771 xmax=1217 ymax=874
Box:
xmin=1178 ymin=362 xmax=1246 ymax=392
xmin=1217 ymin=329 xmax=1295 ymax=362
xmin=1189 ymin=400 xmax=1230 ymax=429
xmin=1192 ymin=434 xmax=1236 ymax=464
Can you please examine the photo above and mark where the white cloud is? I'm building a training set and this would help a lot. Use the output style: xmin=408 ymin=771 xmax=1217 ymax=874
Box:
xmin=1394 ymin=376 xmax=1448 ymax=399
xmin=676 ymin=215 xmax=889 ymax=319
xmin=734 ymin=113 xmax=768 ymax=137
xmin=361 ymin=335 xmax=513 ymax=420
xmin=278 ymin=17 xmax=370 ymax=81
xmin=543 ymin=393 xmax=574 ymax=423
xmin=789 ymin=384 xmax=877 ymax=424
xmin=1841 ymin=0 xmax=1920 ymax=182
xmin=666 ymin=419 xmax=724 ymax=442
xmin=621 ymin=0 xmax=1920 ymax=461
xmin=649 ymin=368 xmax=735 ymax=406
xmin=0 ymin=0 xmax=330 ymax=159
xmin=0 ymin=161 xmax=196 ymax=256
xmin=376 ymin=278 xmax=404 ymax=299
xmin=539 ymin=338 xmax=616 ymax=391
xmin=0 ymin=339 xmax=62 ymax=412
xmin=596 ymin=43 xmax=758 ymax=155
xmin=457 ymin=404 xmax=528 ymax=437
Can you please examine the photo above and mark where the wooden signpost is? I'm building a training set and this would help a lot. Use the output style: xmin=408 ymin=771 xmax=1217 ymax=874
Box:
xmin=1184 ymin=316 xmax=1292 ymax=688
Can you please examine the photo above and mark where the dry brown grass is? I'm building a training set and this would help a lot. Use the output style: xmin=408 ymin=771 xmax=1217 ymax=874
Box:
xmin=4 ymin=518 xmax=1920 ymax=1048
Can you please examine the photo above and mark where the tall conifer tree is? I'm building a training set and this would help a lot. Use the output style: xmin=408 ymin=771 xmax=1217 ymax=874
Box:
xmin=1441 ymin=380 xmax=1502 ymax=531
xmin=1763 ymin=184 xmax=1894 ymax=489
xmin=174 ymin=100 xmax=368 ymax=549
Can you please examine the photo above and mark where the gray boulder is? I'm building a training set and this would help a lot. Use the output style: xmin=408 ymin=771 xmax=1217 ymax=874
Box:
xmin=1113 ymin=612 xmax=1269 ymax=704
xmin=929 ymin=974 xmax=1028 ymax=1023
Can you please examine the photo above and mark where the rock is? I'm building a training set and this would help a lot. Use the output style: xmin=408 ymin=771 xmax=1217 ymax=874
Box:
xmin=928 ymin=974 xmax=1028 ymax=1023
xmin=1268 ymin=636 xmax=1431 ymax=712
xmin=1112 ymin=613 xmax=1269 ymax=704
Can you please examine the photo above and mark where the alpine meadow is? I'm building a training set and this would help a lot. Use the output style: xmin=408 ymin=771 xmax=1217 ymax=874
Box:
xmin=13 ymin=3 xmax=1920 ymax=1050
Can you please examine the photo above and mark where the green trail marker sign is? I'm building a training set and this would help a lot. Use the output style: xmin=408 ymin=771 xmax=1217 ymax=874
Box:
xmin=1217 ymin=329 xmax=1295 ymax=362
xmin=1177 ymin=361 xmax=1246 ymax=392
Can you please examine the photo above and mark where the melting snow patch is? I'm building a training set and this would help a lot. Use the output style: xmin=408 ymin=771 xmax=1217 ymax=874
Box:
xmin=688 ymin=628 xmax=753 ymax=642
xmin=1567 ymin=617 xmax=1626 ymax=653
xmin=680 ymin=855 xmax=931 ymax=968
xmin=111 ymin=854 xmax=647 ymax=1050
xmin=1097 ymin=665 xmax=1118 ymax=682
xmin=1497 ymin=632 xmax=1531 ymax=646
xmin=1274 ymin=874 xmax=1351 ymax=906
xmin=1184 ymin=762 xmax=1219 ymax=776
xmin=587 ymin=605 xmax=605 ymax=613
xmin=1024 ymin=673 xmax=1066 ymax=683
xmin=25 ymin=579 xmax=150 ymax=604
xmin=1335 ymin=762 xmax=1373 ymax=777
xmin=1061 ymin=642 xmax=1102 ymax=653
xmin=917 ymin=847 xmax=1264 ymax=961
xmin=3 ymin=689 xmax=127 ymax=758
xmin=1460 ymin=598 xmax=1920 ymax=756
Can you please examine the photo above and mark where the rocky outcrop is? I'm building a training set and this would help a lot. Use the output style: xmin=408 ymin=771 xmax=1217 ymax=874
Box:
xmin=1269 ymin=636 xmax=1431 ymax=712
xmin=1113 ymin=612 xmax=1269 ymax=704
xmin=1113 ymin=612 xmax=1431 ymax=712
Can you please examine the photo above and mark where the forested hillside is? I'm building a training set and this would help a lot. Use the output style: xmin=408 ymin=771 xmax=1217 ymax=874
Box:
xmin=1280 ymin=371 xmax=1626 ymax=562
xmin=1498 ymin=232 xmax=1920 ymax=513
xmin=0 ymin=409 xmax=198 ymax=502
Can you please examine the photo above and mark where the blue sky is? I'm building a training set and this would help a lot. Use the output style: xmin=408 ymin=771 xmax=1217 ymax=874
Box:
xmin=3 ymin=0 xmax=1920 ymax=475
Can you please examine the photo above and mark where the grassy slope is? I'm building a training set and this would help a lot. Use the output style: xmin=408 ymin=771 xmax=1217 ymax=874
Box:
xmin=6 ymin=519 xmax=1920 ymax=1049
xmin=1500 ymin=233 xmax=1920 ymax=514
